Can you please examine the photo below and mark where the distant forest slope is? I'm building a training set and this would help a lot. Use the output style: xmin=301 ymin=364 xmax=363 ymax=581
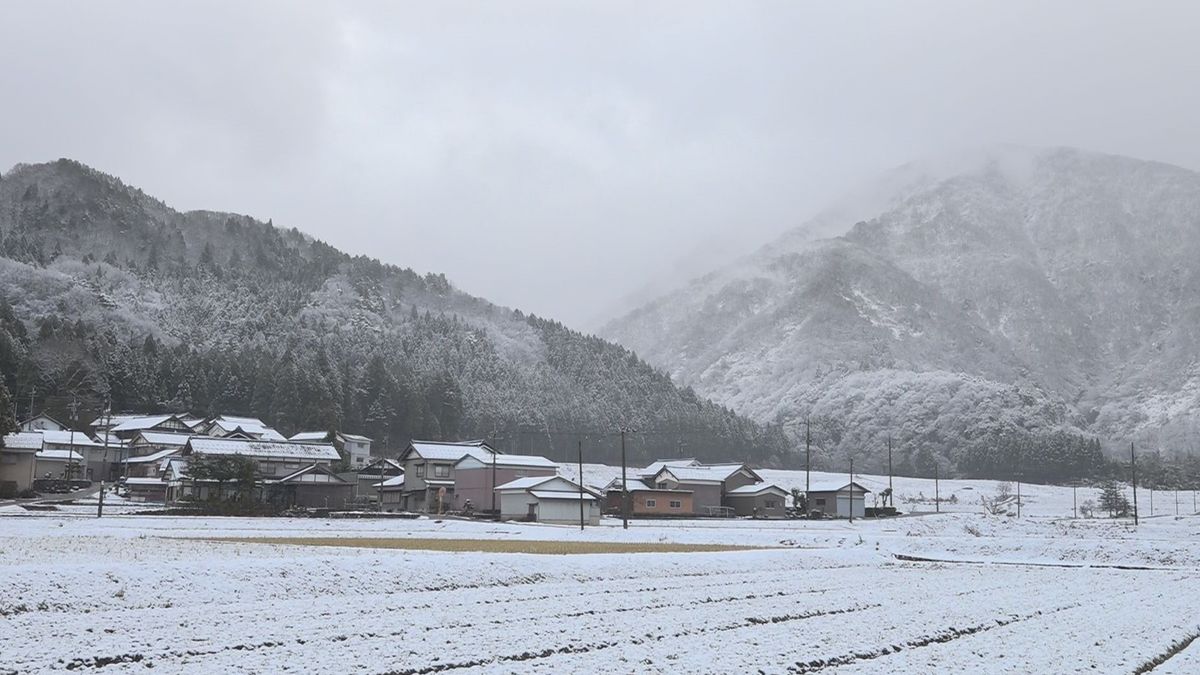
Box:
xmin=0 ymin=159 xmax=788 ymax=466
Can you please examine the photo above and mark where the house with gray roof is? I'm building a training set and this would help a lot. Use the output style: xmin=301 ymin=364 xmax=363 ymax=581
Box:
xmin=396 ymin=440 xmax=497 ymax=513
xmin=494 ymin=475 xmax=600 ymax=525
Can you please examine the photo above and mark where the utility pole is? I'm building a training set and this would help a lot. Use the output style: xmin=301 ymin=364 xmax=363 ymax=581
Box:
xmin=887 ymin=436 xmax=893 ymax=494
xmin=97 ymin=402 xmax=111 ymax=518
xmin=1016 ymin=477 xmax=1022 ymax=518
xmin=848 ymin=457 xmax=854 ymax=523
xmin=934 ymin=463 xmax=940 ymax=514
xmin=1150 ymin=487 xmax=1154 ymax=516
xmin=577 ymin=438 xmax=585 ymax=531
xmin=27 ymin=384 xmax=35 ymax=419
xmin=67 ymin=395 xmax=79 ymax=483
xmin=1130 ymin=441 xmax=1139 ymax=526
xmin=620 ymin=428 xmax=629 ymax=530
xmin=804 ymin=419 xmax=812 ymax=493
xmin=490 ymin=443 xmax=498 ymax=519
xmin=378 ymin=455 xmax=385 ymax=513
xmin=1072 ymin=483 xmax=1077 ymax=519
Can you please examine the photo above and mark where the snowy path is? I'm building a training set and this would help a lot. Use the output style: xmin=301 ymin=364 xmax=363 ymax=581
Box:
xmin=2 ymin=514 xmax=1200 ymax=673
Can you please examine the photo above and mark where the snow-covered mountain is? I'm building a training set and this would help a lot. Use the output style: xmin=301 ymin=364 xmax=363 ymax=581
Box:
xmin=0 ymin=159 xmax=788 ymax=466
xmin=602 ymin=147 xmax=1200 ymax=471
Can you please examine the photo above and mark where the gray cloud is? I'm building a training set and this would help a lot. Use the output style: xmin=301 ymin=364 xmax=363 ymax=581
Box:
xmin=3 ymin=1 xmax=1198 ymax=328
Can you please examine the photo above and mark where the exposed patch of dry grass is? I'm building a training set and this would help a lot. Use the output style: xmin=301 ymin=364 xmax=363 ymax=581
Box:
xmin=192 ymin=537 xmax=765 ymax=554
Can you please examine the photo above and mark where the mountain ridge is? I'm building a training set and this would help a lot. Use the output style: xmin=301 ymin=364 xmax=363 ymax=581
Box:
xmin=602 ymin=146 xmax=1200 ymax=474
xmin=0 ymin=158 xmax=788 ymax=466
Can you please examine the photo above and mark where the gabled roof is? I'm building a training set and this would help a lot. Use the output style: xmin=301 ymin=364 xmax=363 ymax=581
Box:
xmin=639 ymin=458 xmax=700 ymax=478
xmin=272 ymin=463 xmax=348 ymax=484
xmin=806 ymin=480 xmax=871 ymax=494
xmin=653 ymin=463 xmax=759 ymax=484
xmin=39 ymin=430 xmax=101 ymax=447
xmin=2 ymin=432 xmax=44 ymax=451
xmin=111 ymin=414 xmax=183 ymax=433
xmin=185 ymin=437 xmax=341 ymax=461
xmin=20 ymin=412 xmax=66 ymax=429
xmin=92 ymin=432 xmax=127 ymax=446
xmin=132 ymin=431 xmax=194 ymax=446
xmin=494 ymin=475 xmax=561 ymax=491
xmin=124 ymin=447 xmax=182 ymax=464
xmin=206 ymin=416 xmax=287 ymax=441
xmin=455 ymin=453 xmax=556 ymax=469
xmin=726 ymin=483 xmax=789 ymax=497
xmin=403 ymin=440 xmax=495 ymax=463
xmin=338 ymin=432 xmax=372 ymax=443
xmin=530 ymin=490 xmax=597 ymax=501
xmin=359 ymin=458 xmax=404 ymax=474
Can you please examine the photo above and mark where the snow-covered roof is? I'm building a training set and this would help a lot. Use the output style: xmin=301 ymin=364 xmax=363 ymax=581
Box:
xmin=655 ymin=465 xmax=727 ymax=484
xmin=273 ymin=464 xmax=347 ymax=483
xmin=92 ymin=432 xmax=128 ymax=446
xmin=805 ymin=480 xmax=871 ymax=494
xmin=36 ymin=449 xmax=84 ymax=461
xmin=123 ymin=477 xmax=167 ymax=486
xmin=374 ymin=475 xmax=406 ymax=489
xmin=495 ymin=475 xmax=560 ymax=491
xmin=338 ymin=432 xmax=372 ymax=443
xmin=405 ymin=440 xmax=495 ymax=462
xmin=639 ymin=458 xmax=700 ymax=477
xmin=133 ymin=431 xmax=194 ymax=446
xmin=207 ymin=417 xmax=287 ymax=441
xmin=124 ymin=447 xmax=182 ymax=464
xmin=3 ymin=432 xmax=44 ymax=451
xmin=185 ymin=437 xmax=341 ymax=461
xmin=111 ymin=415 xmax=180 ymax=433
xmin=603 ymin=476 xmax=691 ymax=493
xmin=289 ymin=431 xmax=329 ymax=442
xmin=726 ymin=483 xmax=789 ymax=496
xmin=423 ymin=478 xmax=454 ymax=487
xmin=456 ymin=453 xmax=556 ymax=469
xmin=359 ymin=458 xmax=404 ymax=474
xmin=530 ymin=490 xmax=596 ymax=501
xmin=39 ymin=430 xmax=101 ymax=447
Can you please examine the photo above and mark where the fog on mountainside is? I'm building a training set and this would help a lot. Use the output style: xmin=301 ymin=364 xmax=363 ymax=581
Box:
xmin=602 ymin=146 xmax=1200 ymax=478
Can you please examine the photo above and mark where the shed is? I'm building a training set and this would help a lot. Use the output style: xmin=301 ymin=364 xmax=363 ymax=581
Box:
xmin=724 ymin=483 xmax=789 ymax=518
xmin=494 ymin=475 xmax=601 ymax=525
xmin=806 ymin=481 xmax=871 ymax=518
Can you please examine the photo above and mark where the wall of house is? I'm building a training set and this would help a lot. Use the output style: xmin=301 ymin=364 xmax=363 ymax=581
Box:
xmin=0 ymin=452 xmax=36 ymax=493
xmin=499 ymin=491 xmax=538 ymax=520
xmin=808 ymin=490 xmax=865 ymax=518
xmin=534 ymin=498 xmax=600 ymax=525
xmin=632 ymin=491 xmax=693 ymax=515
xmin=680 ymin=483 xmax=723 ymax=513
xmin=288 ymin=482 xmax=352 ymax=510
xmin=455 ymin=466 xmax=557 ymax=511
xmin=723 ymin=472 xmax=758 ymax=491
xmin=807 ymin=491 xmax=839 ymax=517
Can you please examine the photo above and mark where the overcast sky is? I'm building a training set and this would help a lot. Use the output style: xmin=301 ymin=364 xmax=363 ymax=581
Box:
xmin=3 ymin=1 xmax=1199 ymax=328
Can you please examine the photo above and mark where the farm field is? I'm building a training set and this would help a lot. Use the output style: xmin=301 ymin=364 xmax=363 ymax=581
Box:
xmin=2 ymin=508 xmax=1199 ymax=674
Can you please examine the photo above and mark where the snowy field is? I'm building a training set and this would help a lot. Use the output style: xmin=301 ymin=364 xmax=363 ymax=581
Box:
xmin=2 ymin=498 xmax=1200 ymax=674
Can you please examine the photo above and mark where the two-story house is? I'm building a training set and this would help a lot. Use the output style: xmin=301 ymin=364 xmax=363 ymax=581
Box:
xmin=397 ymin=440 xmax=496 ymax=513
xmin=289 ymin=431 xmax=374 ymax=469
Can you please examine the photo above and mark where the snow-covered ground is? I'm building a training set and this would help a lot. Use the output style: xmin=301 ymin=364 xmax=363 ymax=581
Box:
xmin=2 ymin=503 xmax=1199 ymax=673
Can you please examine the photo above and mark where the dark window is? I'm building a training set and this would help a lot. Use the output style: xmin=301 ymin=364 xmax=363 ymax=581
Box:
xmin=646 ymin=499 xmax=657 ymax=508
xmin=815 ymin=498 xmax=825 ymax=506
xmin=416 ymin=464 xmax=426 ymax=478
xmin=434 ymin=464 xmax=450 ymax=478
xmin=765 ymin=499 xmax=778 ymax=508
xmin=669 ymin=500 xmax=682 ymax=509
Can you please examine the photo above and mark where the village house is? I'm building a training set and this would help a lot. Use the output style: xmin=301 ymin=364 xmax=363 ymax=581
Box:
xmin=352 ymin=457 xmax=404 ymax=502
xmin=397 ymin=440 xmax=497 ymax=513
xmin=290 ymin=430 xmax=374 ymax=469
xmin=649 ymin=463 xmax=763 ymax=516
xmin=602 ymin=476 xmax=694 ymax=517
xmin=108 ymin=414 xmax=193 ymax=440
xmin=173 ymin=437 xmax=348 ymax=508
xmin=494 ymin=475 xmax=601 ymax=525
xmin=202 ymin=415 xmax=288 ymax=441
xmin=38 ymin=430 xmax=114 ymax=481
xmin=453 ymin=453 xmax=558 ymax=513
xmin=0 ymin=432 xmax=42 ymax=495
xmin=806 ymin=481 xmax=871 ymax=518
xmin=19 ymin=413 xmax=66 ymax=432
xmin=34 ymin=448 xmax=86 ymax=480
xmin=377 ymin=474 xmax=406 ymax=511
xmin=724 ymin=483 xmax=789 ymax=518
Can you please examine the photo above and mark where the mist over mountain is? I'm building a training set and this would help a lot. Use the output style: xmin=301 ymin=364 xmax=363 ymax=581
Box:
xmin=602 ymin=147 xmax=1200 ymax=476
xmin=0 ymin=159 xmax=788 ymax=466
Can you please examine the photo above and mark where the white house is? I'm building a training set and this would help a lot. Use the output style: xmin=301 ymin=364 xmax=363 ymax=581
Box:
xmin=494 ymin=475 xmax=601 ymax=525
xmin=805 ymin=481 xmax=870 ymax=519
xmin=19 ymin=413 xmax=66 ymax=432
xmin=1 ymin=432 xmax=43 ymax=494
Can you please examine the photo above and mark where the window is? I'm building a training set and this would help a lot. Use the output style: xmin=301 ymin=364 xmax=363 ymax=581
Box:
xmin=765 ymin=499 xmax=778 ymax=508
xmin=814 ymin=498 xmax=826 ymax=507
xmin=415 ymin=464 xmax=426 ymax=478
xmin=645 ymin=499 xmax=657 ymax=508
xmin=669 ymin=500 xmax=682 ymax=509
xmin=434 ymin=464 xmax=450 ymax=478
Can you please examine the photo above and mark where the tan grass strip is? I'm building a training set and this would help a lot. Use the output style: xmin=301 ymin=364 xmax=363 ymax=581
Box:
xmin=190 ymin=536 xmax=768 ymax=554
